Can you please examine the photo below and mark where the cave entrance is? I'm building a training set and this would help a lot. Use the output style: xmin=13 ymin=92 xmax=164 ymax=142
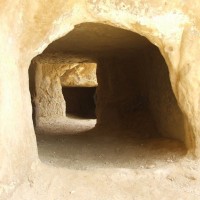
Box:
xmin=29 ymin=22 xmax=186 ymax=169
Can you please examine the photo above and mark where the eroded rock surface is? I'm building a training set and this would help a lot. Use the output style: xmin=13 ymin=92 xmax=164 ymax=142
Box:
xmin=1 ymin=0 xmax=200 ymax=199
xmin=61 ymin=62 xmax=97 ymax=87
xmin=31 ymin=54 xmax=97 ymax=124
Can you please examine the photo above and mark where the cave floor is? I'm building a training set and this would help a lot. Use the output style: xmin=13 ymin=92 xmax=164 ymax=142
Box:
xmin=9 ymin=116 xmax=200 ymax=200
xmin=37 ymin=130 xmax=186 ymax=170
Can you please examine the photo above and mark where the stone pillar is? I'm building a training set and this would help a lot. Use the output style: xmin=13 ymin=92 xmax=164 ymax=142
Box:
xmin=34 ymin=60 xmax=66 ymax=125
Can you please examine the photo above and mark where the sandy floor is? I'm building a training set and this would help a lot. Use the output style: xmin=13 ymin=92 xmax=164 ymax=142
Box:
xmin=8 ymin=116 xmax=200 ymax=200
xmin=37 ymin=131 xmax=186 ymax=170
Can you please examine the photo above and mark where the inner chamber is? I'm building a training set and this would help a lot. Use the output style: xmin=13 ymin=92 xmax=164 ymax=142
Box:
xmin=29 ymin=22 xmax=186 ymax=169
xmin=62 ymin=86 xmax=96 ymax=119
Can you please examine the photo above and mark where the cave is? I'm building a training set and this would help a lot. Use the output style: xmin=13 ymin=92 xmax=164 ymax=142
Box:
xmin=28 ymin=22 xmax=186 ymax=169
xmin=3 ymin=2 xmax=200 ymax=199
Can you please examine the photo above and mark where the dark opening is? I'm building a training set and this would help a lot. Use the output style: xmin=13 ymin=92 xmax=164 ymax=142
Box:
xmin=62 ymin=87 xmax=97 ymax=119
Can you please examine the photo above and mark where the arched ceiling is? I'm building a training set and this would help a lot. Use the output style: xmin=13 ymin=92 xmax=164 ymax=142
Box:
xmin=43 ymin=23 xmax=154 ymax=57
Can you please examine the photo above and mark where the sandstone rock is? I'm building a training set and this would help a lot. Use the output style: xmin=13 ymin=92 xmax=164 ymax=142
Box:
xmin=1 ymin=0 xmax=200 ymax=199
xmin=31 ymin=54 xmax=97 ymax=124
xmin=61 ymin=62 xmax=97 ymax=87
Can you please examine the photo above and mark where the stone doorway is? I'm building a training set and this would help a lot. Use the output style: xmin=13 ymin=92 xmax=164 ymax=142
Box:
xmin=2 ymin=2 xmax=200 ymax=199
xmin=28 ymin=22 xmax=186 ymax=169
xmin=62 ymin=86 xmax=97 ymax=119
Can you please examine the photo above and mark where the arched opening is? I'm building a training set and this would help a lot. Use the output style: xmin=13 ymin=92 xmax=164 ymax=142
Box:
xmin=29 ymin=22 xmax=186 ymax=169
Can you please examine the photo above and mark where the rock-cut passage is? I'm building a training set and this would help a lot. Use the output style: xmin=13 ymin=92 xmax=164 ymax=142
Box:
xmin=62 ymin=87 xmax=97 ymax=119
xmin=29 ymin=23 xmax=187 ymax=170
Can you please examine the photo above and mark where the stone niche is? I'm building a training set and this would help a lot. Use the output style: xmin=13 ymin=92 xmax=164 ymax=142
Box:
xmin=1 ymin=1 xmax=200 ymax=199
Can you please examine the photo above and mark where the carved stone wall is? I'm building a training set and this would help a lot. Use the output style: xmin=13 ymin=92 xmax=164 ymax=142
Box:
xmin=96 ymin=46 xmax=185 ymax=140
xmin=1 ymin=0 xmax=200 ymax=198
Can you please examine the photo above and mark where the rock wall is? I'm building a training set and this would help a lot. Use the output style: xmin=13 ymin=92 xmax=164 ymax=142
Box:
xmin=96 ymin=46 xmax=185 ymax=141
xmin=147 ymin=47 xmax=185 ymax=141
xmin=1 ymin=0 xmax=200 ymax=198
xmin=61 ymin=63 xmax=97 ymax=87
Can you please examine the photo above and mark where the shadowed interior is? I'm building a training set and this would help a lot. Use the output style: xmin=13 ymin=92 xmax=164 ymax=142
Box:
xmin=28 ymin=23 xmax=186 ymax=170
xmin=62 ymin=87 xmax=96 ymax=119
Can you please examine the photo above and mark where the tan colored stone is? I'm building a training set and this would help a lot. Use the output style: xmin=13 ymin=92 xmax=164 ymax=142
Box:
xmin=32 ymin=54 xmax=96 ymax=124
xmin=61 ymin=62 xmax=97 ymax=87
xmin=1 ymin=0 xmax=200 ymax=199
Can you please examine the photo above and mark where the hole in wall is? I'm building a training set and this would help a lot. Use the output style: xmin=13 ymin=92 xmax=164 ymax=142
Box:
xmin=29 ymin=22 xmax=187 ymax=169
xmin=62 ymin=86 xmax=97 ymax=119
